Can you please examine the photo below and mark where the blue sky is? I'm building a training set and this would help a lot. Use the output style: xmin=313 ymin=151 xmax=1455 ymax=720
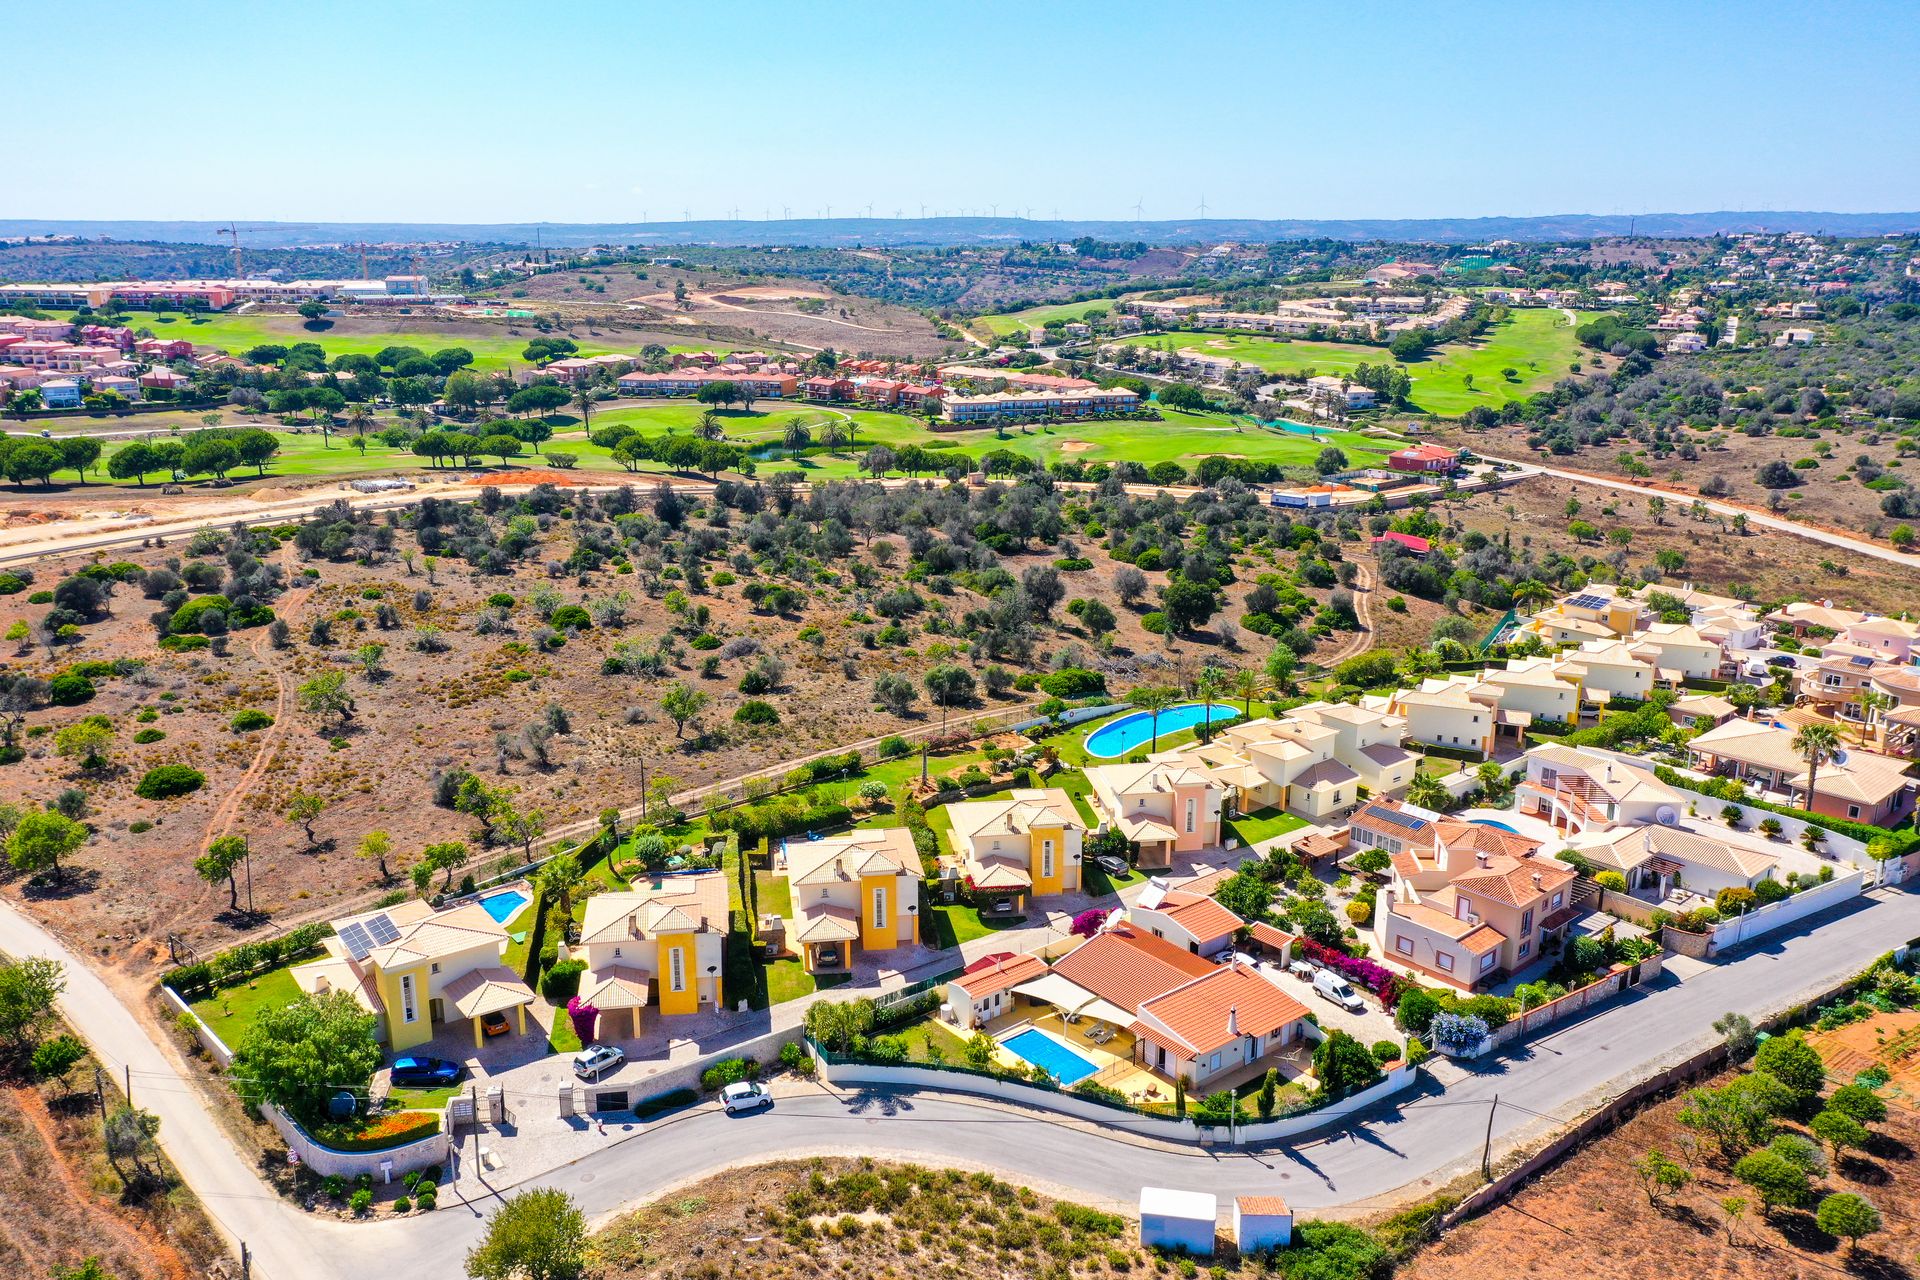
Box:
xmin=16 ymin=0 xmax=1920 ymax=222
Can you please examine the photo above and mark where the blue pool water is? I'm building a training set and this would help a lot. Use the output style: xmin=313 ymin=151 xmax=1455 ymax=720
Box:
xmin=1002 ymin=1028 xmax=1100 ymax=1084
xmin=1470 ymin=818 xmax=1519 ymax=833
xmin=1085 ymin=703 xmax=1241 ymax=758
xmin=479 ymin=889 xmax=530 ymax=925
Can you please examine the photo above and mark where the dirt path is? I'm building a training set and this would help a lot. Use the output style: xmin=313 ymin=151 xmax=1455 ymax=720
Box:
xmin=1316 ymin=558 xmax=1376 ymax=667
xmin=7 ymin=1084 xmax=195 ymax=1280
xmin=203 ymin=582 xmax=312 ymax=847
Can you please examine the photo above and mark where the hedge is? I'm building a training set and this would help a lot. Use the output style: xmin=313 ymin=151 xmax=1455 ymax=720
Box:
xmin=164 ymin=921 xmax=334 ymax=996
xmin=1298 ymin=938 xmax=1397 ymax=997
xmin=1651 ymin=765 xmax=1920 ymax=856
xmin=718 ymin=799 xmax=853 ymax=843
xmin=634 ymin=1087 xmax=699 ymax=1119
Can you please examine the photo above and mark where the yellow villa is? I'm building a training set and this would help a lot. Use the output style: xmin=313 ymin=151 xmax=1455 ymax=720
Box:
xmin=942 ymin=787 xmax=1087 ymax=911
xmin=291 ymin=897 xmax=536 ymax=1051
xmin=778 ymin=828 xmax=922 ymax=973
xmin=576 ymin=871 xmax=730 ymax=1036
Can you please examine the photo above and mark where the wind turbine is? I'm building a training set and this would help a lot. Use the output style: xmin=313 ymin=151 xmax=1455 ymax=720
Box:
xmin=865 ymin=202 xmax=874 ymax=218
xmin=990 ymin=203 xmax=998 ymax=217
xmin=893 ymin=208 xmax=903 ymax=218
xmin=682 ymin=207 xmax=691 ymax=221
xmin=919 ymin=202 xmax=928 ymax=218
xmin=1131 ymin=198 xmax=1145 ymax=219
xmin=729 ymin=206 xmax=740 ymax=220
xmin=1196 ymin=195 xmax=1209 ymax=218
xmin=782 ymin=205 xmax=791 ymax=220
xmin=825 ymin=203 xmax=833 ymax=218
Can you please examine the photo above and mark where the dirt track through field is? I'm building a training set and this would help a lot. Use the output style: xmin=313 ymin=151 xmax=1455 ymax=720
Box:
xmin=1316 ymin=558 xmax=1376 ymax=667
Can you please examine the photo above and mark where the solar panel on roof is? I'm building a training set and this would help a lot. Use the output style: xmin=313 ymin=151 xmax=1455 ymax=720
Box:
xmin=1371 ymin=807 xmax=1429 ymax=830
xmin=364 ymin=913 xmax=401 ymax=946
xmin=1849 ymin=655 xmax=1876 ymax=668
xmin=338 ymin=921 xmax=373 ymax=960
xmin=1566 ymin=594 xmax=1612 ymax=610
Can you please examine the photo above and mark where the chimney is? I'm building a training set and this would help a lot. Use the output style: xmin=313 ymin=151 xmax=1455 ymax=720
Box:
xmin=1476 ymin=851 xmax=1492 ymax=868
xmin=1532 ymin=872 xmax=1543 ymax=887
xmin=834 ymin=856 xmax=844 ymax=876
xmin=628 ymin=912 xmax=639 ymax=937
xmin=1226 ymin=1006 xmax=1239 ymax=1037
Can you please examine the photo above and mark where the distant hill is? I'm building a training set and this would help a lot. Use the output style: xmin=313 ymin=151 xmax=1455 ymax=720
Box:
xmin=4 ymin=211 xmax=1919 ymax=250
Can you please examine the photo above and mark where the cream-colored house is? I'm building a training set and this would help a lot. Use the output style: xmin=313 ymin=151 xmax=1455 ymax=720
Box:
xmin=1085 ymin=761 xmax=1224 ymax=869
xmin=1556 ymin=639 xmax=1654 ymax=703
xmin=1518 ymin=584 xmax=1641 ymax=644
xmin=778 ymin=828 xmax=921 ymax=973
xmin=1627 ymin=622 xmax=1723 ymax=683
xmin=1387 ymin=680 xmax=1498 ymax=757
xmin=1480 ymin=658 xmax=1580 ymax=723
xmin=1164 ymin=705 xmax=1416 ymax=822
xmin=942 ymin=788 xmax=1086 ymax=909
xmin=576 ymin=872 xmax=730 ymax=1036
xmin=1515 ymin=743 xmax=1689 ymax=833
xmin=291 ymin=897 xmax=535 ymax=1051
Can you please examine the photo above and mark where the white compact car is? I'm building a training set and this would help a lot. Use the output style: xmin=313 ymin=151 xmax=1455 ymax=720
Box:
xmin=572 ymin=1044 xmax=626 ymax=1080
xmin=721 ymin=1081 xmax=772 ymax=1114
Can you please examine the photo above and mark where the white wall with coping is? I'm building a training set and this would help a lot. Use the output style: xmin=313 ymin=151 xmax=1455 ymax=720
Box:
xmin=258 ymin=1101 xmax=450 ymax=1181
xmin=1709 ymin=869 xmax=1865 ymax=951
xmin=162 ymin=986 xmax=235 ymax=1067
xmin=813 ymin=1040 xmax=1415 ymax=1146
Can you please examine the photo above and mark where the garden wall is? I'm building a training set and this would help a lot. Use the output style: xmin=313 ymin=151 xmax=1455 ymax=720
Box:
xmin=570 ymin=1024 xmax=805 ymax=1114
xmin=162 ymin=987 xmax=235 ymax=1067
xmin=1707 ymin=870 xmax=1865 ymax=952
xmin=259 ymin=1102 xmax=449 ymax=1181
xmin=813 ymin=1040 xmax=1416 ymax=1146
xmin=1485 ymin=957 xmax=1663 ymax=1053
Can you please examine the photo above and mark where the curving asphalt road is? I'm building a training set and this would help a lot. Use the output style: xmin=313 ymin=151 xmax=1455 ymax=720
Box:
xmin=6 ymin=880 xmax=1918 ymax=1278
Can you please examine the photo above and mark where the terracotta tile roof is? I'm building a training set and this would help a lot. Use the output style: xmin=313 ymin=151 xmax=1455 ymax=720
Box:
xmin=948 ymin=952 xmax=1049 ymax=1001
xmin=1448 ymin=851 xmax=1575 ymax=908
xmin=1050 ymin=925 xmax=1214 ymax=1015
xmin=1248 ymin=922 xmax=1297 ymax=951
xmin=1154 ymin=889 xmax=1244 ymax=941
xmin=1237 ymin=1195 xmax=1292 ymax=1215
xmin=1133 ymin=964 xmax=1310 ymax=1057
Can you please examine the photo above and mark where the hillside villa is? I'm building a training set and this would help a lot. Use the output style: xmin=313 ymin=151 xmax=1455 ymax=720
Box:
xmin=1084 ymin=761 xmax=1224 ymax=870
xmin=575 ymin=871 xmax=730 ymax=1037
xmin=777 ymin=828 xmax=922 ymax=974
xmin=291 ymin=897 xmax=535 ymax=1051
xmin=940 ymin=787 xmax=1087 ymax=912
xmin=1687 ymin=719 xmax=1917 ymax=825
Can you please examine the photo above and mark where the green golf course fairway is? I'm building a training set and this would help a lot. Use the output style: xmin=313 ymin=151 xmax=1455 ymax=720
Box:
xmin=71 ymin=405 xmax=1397 ymax=490
xmin=1126 ymin=308 xmax=1600 ymax=415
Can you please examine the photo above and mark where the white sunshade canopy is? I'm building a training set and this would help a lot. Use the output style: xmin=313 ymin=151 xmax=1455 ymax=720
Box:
xmin=1012 ymin=972 xmax=1132 ymax=1025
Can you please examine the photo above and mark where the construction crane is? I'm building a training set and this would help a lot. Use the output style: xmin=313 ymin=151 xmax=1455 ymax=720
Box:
xmin=218 ymin=224 xmax=243 ymax=277
xmin=355 ymin=242 xmax=372 ymax=279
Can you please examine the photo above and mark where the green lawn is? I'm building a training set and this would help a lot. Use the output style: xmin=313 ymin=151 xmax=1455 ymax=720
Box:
xmin=971 ymin=299 xmax=1127 ymax=339
xmin=187 ymin=966 xmax=304 ymax=1051
xmin=1226 ymin=807 xmax=1309 ymax=847
xmin=389 ymin=1082 xmax=466 ymax=1110
xmin=923 ymin=900 xmax=1029 ymax=948
xmin=766 ymin=960 xmax=848 ymax=1005
xmin=1133 ymin=309 xmax=1601 ymax=416
xmin=893 ymin=1017 xmax=974 ymax=1063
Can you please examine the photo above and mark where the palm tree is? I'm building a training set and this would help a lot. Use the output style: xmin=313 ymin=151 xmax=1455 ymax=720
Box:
xmin=1126 ymin=685 xmax=1179 ymax=753
xmin=574 ymin=385 xmax=595 ymax=431
xmin=694 ymin=411 xmax=724 ymax=441
xmin=783 ymin=420 xmax=812 ymax=452
xmin=1408 ymin=771 xmax=1450 ymax=811
xmin=1510 ymin=580 xmax=1554 ymax=613
xmin=1858 ymin=690 xmax=1894 ymax=745
xmin=1193 ymin=668 xmax=1226 ymax=737
xmin=1230 ymin=668 xmax=1268 ymax=718
xmin=347 ymin=403 xmax=374 ymax=439
xmin=1791 ymin=723 xmax=1842 ymax=812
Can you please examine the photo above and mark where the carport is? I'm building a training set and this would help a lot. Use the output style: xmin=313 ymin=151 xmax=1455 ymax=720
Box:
xmin=579 ymin=966 xmax=651 ymax=1039
xmin=443 ymin=967 xmax=535 ymax=1048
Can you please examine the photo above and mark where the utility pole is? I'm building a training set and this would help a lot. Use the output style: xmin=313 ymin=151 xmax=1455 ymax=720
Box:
xmin=1481 ymin=1092 xmax=1498 ymax=1180
xmin=638 ymin=756 xmax=649 ymax=820
xmin=244 ymin=833 xmax=255 ymax=915
xmin=94 ymin=1065 xmax=107 ymax=1124
xmin=240 ymin=1242 xmax=251 ymax=1280
xmin=125 ymin=1062 xmax=132 ymax=1105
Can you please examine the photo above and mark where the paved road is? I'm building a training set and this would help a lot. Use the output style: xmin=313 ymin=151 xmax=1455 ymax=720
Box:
xmin=1484 ymin=454 xmax=1918 ymax=569
xmin=6 ymin=881 xmax=1916 ymax=1278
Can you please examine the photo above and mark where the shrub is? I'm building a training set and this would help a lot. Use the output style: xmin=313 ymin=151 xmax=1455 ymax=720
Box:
xmin=231 ymin=709 xmax=275 ymax=732
xmin=349 ymin=1189 xmax=373 ymax=1215
xmin=734 ymin=700 xmax=780 ymax=725
xmin=549 ymin=604 xmax=592 ymax=630
xmin=1037 ymin=667 xmax=1106 ymax=697
xmin=540 ymin=958 xmax=587 ymax=1001
xmin=1139 ymin=611 xmax=1168 ymax=635
xmin=1395 ymin=987 xmax=1443 ymax=1037
xmin=700 ymin=1057 xmax=754 ymax=1091
xmin=876 ymin=735 xmax=910 ymax=759
xmin=135 ymin=764 xmax=206 ymax=799
xmin=393 ymin=1195 xmax=412 ymax=1213
xmin=47 ymin=673 xmax=96 ymax=706
xmin=133 ymin=728 xmax=165 ymax=744
xmin=1370 ymin=1040 xmax=1401 ymax=1065
xmin=1595 ymin=870 xmax=1627 ymax=891
xmin=1429 ymin=1012 xmax=1490 ymax=1054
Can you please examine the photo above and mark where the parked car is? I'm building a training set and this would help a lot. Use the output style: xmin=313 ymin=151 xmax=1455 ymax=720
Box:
xmin=480 ymin=1011 xmax=512 ymax=1038
xmin=573 ymin=1044 xmax=626 ymax=1080
xmin=388 ymin=1056 xmax=462 ymax=1089
xmin=990 ymin=898 xmax=1016 ymax=914
xmin=1312 ymin=969 xmax=1367 ymax=1013
xmin=721 ymin=1081 xmax=772 ymax=1114
xmin=1288 ymin=957 xmax=1316 ymax=981
xmin=1095 ymin=855 xmax=1130 ymax=877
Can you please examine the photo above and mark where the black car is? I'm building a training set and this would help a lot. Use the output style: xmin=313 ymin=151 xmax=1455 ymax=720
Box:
xmin=389 ymin=1056 xmax=463 ymax=1089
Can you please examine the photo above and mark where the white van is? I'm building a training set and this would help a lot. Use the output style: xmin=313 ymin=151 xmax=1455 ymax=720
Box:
xmin=1313 ymin=969 xmax=1367 ymax=1013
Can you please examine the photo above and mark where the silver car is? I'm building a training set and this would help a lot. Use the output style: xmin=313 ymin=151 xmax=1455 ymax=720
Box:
xmin=572 ymin=1044 xmax=625 ymax=1080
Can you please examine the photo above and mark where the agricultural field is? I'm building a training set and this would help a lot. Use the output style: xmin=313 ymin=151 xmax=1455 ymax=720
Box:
xmin=1134 ymin=309 xmax=1603 ymax=415
xmin=0 ymin=470 xmax=1356 ymax=970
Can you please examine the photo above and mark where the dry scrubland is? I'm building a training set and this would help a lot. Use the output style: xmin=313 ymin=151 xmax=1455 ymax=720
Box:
xmin=0 ymin=477 xmax=1344 ymax=967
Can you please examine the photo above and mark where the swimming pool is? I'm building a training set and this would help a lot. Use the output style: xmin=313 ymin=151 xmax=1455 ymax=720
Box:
xmin=478 ymin=888 xmax=531 ymax=925
xmin=1084 ymin=703 xmax=1241 ymax=758
xmin=1001 ymin=1028 xmax=1100 ymax=1084
xmin=1469 ymin=818 xmax=1519 ymax=833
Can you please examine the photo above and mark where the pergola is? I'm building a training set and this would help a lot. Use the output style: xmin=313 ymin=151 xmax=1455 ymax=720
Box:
xmin=443 ymin=966 xmax=535 ymax=1047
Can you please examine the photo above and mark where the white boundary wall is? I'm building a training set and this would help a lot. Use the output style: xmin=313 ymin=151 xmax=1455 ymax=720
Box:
xmin=814 ymin=1041 xmax=1415 ymax=1146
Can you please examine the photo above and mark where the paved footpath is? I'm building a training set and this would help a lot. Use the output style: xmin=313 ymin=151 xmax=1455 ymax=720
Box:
xmin=5 ymin=885 xmax=1918 ymax=1279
